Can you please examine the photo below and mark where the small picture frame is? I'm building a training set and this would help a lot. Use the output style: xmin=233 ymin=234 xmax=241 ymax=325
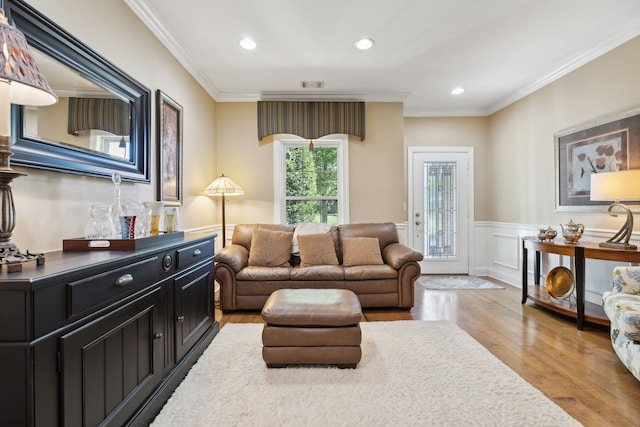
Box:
xmin=555 ymin=107 xmax=640 ymax=211
xmin=157 ymin=90 xmax=183 ymax=206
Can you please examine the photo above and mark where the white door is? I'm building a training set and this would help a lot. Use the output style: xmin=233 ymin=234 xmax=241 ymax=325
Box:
xmin=409 ymin=148 xmax=473 ymax=274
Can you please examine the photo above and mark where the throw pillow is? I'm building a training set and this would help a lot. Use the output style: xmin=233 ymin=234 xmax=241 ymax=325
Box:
xmin=248 ymin=229 xmax=293 ymax=267
xmin=292 ymin=222 xmax=332 ymax=253
xmin=342 ymin=237 xmax=384 ymax=266
xmin=297 ymin=233 xmax=339 ymax=267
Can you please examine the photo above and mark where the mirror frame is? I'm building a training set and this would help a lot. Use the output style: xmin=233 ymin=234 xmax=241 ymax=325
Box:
xmin=6 ymin=0 xmax=151 ymax=182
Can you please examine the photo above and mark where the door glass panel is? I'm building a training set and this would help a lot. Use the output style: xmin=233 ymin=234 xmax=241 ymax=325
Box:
xmin=423 ymin=162 xmax=457 ymax=259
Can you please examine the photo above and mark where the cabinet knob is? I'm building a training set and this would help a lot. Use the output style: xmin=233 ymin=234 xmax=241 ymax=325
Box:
xmin=162 ymin=253 xmax=173 ymax=271
xmin=153 ymin=332 xmax=163 ymax=340
xmin=193 ymin=249 xmax=202 ymax=257
xmin=115 ymin=274 xmax=134 ymax=287
xmin=177 ymin=315 xmax=185 ymax=323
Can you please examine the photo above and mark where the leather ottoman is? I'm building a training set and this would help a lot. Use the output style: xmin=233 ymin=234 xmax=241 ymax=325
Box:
xmin=261 ymin=288 xmax=363 ymax=368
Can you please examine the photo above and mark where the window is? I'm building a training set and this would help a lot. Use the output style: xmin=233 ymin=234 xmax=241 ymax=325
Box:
xmin=274 ymin=135 xmax=349 ymax=225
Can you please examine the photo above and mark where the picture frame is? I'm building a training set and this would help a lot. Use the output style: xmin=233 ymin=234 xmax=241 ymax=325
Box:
xmin=555 ymin=107 xmax=640 ymax=211
xmin=157 ymin=90 xmax=183 ymax=206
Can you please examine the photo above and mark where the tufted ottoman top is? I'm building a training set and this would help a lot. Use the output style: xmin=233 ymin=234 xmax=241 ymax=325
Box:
xmin=261 ymin=288 xmax=362 ymax=327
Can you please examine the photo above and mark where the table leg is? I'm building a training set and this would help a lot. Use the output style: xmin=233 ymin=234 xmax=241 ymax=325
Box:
xmin=534 ymin=251 xmax=540 ymax=284
xmin=575 ymin=246 xmax=585 ymax=330
xmin=522 ymin=243 xmax=528 ymax=304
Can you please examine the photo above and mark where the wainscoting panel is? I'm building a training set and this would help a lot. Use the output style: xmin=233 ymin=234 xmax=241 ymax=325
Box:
xmin=475 ymin=222 xmax=640 ymax=305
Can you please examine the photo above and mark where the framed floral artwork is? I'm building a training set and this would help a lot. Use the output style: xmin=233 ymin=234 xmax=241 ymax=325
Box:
xmin=157 ymin=90 xmax=183 ymax=206
xmin=555 ymin=107 xmax=640 ymax=211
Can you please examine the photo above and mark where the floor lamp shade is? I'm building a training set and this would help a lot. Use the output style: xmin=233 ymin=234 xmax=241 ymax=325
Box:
xmin=203 ymin=174 xmax=243 ymax=247
xmin=590 ymin=170 xmax=640 ymax=249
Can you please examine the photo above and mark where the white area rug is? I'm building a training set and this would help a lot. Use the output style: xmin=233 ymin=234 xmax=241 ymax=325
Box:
xmin=151 ymin=321 xmax=580 ymax=426
xmin=418 ymin=275 xmax=505 ymax=290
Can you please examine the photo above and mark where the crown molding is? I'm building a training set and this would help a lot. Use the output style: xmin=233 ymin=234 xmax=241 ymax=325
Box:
xmin=124 ymin=0 xmax=221 ymax=99
xmin=126 ymin=0 xmax=640 ymax=117
xmin=489 ymin=18 xmax=640 ymax=115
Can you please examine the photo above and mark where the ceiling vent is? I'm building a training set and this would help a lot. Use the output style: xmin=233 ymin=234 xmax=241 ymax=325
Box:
xmin=300 ymin=81 xmax=324 ymax=89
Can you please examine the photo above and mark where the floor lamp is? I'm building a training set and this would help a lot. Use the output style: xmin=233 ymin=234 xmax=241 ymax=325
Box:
xmin=203 ymin=174 xmax=244 ymax=247
xmin=0 ymin=9 xmax=57 ymax=271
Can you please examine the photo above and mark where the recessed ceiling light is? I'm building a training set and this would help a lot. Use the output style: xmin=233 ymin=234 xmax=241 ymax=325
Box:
xmin=450 ymin=87 xmax=465 ymax=95
xmin=239 ymin=37 xmax=257 ymax=50
xmin=354 ymin=38 xmax=374 ymax=50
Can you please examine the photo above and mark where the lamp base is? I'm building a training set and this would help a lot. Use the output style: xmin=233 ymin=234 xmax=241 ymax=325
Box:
xmin=600 ymin=202 xmax=637 ymax=251
xmin=599 ymin=241 xmax=637 ymax=250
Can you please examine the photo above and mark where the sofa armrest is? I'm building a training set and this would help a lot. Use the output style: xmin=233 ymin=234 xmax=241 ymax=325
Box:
xmin=383 ymin=243 xmax=423 ymax=269
xmin=613 ymin=266 xmax=640 ymax=295
xmin=215 ymin=244 xmax=249 ymax=272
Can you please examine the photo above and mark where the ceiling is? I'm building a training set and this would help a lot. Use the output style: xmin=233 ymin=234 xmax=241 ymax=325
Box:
xmin=125 ymin=0 xmax=640 ymax=117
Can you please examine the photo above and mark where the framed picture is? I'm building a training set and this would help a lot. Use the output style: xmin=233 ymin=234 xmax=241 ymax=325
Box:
xmin=555 ymin=107 xmax=640 ymax=211
xmin=157 ymin=90 xmax=183 ymax=206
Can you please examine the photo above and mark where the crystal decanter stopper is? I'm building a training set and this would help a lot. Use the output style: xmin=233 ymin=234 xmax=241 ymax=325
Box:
xmin=112 ymin=172 xmax=124 ymax=237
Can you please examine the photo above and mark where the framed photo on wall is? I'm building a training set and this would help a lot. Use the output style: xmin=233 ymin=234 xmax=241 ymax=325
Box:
xmin=157 ymin=90 xmax=183 ymax=206
xmin=555 ymin=107 xmax=640 ymax=211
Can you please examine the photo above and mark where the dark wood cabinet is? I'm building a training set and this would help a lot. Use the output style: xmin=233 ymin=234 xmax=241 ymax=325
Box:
xmin=0 ymin=233 xmax=218 ymax=426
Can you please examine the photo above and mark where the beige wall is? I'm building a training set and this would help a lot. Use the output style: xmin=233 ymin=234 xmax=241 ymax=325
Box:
xmin=12 ymin=0 xmax=218 ymax=252
xmin=215 ymin=102 xmax=406 ymax=225
xmin=10 ymin=1 xmax=640 ymax=255
xmin=403 ymin=116 xmax=490 ymax=221
xmin=488 ymin=35 xmax=640 ymax=230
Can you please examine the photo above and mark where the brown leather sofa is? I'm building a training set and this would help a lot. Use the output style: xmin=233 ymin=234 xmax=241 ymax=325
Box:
xmin=215 ymin=222 xmax=423 ymax=311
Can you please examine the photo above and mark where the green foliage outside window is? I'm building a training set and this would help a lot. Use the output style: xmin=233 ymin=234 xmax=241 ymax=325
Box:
xmin=285 ymin=145 xmax=338 ymax=225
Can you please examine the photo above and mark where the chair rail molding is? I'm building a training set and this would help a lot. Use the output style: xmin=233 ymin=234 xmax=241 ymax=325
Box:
xmin=476 ymin=221 xmax=640 ymax=305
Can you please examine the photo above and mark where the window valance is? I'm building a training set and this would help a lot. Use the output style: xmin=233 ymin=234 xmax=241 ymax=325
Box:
xmin=68 ymin=97 xmax=130 ymax=136
xmin=257 ymin=101 xmax=365 ymax=141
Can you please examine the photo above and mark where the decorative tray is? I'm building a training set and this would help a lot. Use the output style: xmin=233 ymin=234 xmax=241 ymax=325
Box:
xmin=63 ymin=231 xmax=185 ymax=251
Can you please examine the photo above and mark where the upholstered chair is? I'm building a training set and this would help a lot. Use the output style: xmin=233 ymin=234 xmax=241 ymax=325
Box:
xmin=602 ymin=266 xmax=640 ymax=381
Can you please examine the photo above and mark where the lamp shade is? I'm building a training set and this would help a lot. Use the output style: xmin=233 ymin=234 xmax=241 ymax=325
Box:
xmin=0 ymin=9 xmax=57 ymax=106
xmin=590 ymin=170 xmax=640 ymax=202
xmin=203 ymin=174 xmax=244 ymax=197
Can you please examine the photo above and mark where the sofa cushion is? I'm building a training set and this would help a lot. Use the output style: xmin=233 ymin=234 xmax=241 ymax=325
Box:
xmin=297 ymin=232 xmax=339 ymax=267
xmin=248 ymin=229 xmax=294 ymax=267
xmin=237 ymin=266 xmax=291 ymax=281
xmin=344 ymin=264 xmax=398 ymax=280
xmin=342 ymin=237 xmax=384 ymax=266
xmin=290 ymin=265 xmax=345 ymax=280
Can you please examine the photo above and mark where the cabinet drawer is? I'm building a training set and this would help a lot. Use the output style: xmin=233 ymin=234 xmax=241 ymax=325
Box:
xmin=67 ymin=256 xmax=160 ymax=319
xmin=176 ymin=239 xmax=214 ymax=270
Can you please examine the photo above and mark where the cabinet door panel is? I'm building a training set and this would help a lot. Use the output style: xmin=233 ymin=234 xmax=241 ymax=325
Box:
xmin=175 ymin=261 xmax=214 ymax=361
xmin=61 ymin=288 xmax=165 ymax=426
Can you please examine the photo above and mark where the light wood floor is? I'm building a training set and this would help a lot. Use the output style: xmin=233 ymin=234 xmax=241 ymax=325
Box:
xmin=216 ymin=279 xmax=640 ymax=426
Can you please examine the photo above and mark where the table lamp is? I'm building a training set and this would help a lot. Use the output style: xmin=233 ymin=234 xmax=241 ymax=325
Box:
xmin=203 ymin=174 xmax=243 ymax=247
xmin=590 ymin=169 xmax=640 ymax=249
xmin=0 ymin=8 xmax=57 ymax=270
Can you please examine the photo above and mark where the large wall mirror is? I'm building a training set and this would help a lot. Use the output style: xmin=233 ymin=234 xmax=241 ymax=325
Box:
xmin=6 ymin=0 xmax=151 ymax=182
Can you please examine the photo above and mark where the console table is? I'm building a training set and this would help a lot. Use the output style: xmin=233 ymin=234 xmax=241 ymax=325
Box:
xmin=0 ymin=233 xmax=218 ymax=426
xmin=522 ymin=237 xmax=640 ymax=330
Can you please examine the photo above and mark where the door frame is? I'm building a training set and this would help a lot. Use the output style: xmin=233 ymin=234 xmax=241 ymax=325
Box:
xmin=407 ymin=146 xmax=476 ymax=274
